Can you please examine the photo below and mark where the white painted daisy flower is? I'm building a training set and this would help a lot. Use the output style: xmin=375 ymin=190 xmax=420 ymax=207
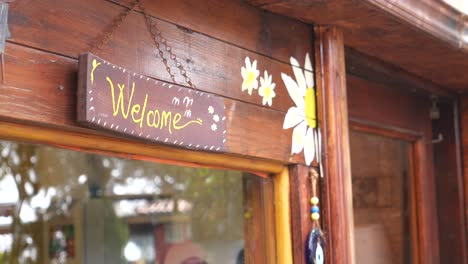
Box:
xmin=241 ymin=57 xmax=260 ymax=95
xmin=259 ymin=70 xmax=276 ymax=106
xmin=213 ymin=114 xmax=220 ymax=122
xmin=282 ymin=53 xmax=320 ymax=165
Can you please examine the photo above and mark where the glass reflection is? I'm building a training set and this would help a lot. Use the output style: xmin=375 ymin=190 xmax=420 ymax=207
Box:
xmin=0 ymin=141 xmax=248 ymax=263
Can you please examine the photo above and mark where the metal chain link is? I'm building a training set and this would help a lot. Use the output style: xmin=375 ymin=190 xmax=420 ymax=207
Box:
xmin=137 ymin=2 xmax=194 ymax=88
xmin=90 ymin=0 xmax=140 ymax=54
xmin=90 ymin=0 xmax=194 ymax=88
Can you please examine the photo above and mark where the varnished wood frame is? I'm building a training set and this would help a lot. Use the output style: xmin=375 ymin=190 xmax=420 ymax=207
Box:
xmin=0 ymin=119 xmax=293 ymax=264
xmin=315 ymin=25 xmax=355 ymax=264
xmin=349 ymin=118 xmax=440 ymax=264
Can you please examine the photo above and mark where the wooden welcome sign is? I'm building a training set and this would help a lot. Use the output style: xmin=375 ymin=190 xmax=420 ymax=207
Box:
xmin=77 ymin=53 xmax=226 ymax=152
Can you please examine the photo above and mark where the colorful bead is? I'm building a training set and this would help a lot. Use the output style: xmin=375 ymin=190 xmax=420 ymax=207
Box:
xmin=311 ymin=206 xmax=319 ymax=214
xmin=311 ymin=213 xmax=320 ymax=221
xmin=310 ymin=197 xmax=319 ymax=205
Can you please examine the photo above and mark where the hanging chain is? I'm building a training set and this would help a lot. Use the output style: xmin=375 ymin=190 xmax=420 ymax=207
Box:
xmin=137 ymin=2 xmax=194 ymax=88
xmin=90 ymin=0 xmax=194 ymax=88
xmin=90 ymin=0 xmax=140 ymax=54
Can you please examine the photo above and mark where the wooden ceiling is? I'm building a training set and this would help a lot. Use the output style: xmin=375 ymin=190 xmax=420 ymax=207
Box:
xmin=248 ymin=0 xmax=468 ymax=95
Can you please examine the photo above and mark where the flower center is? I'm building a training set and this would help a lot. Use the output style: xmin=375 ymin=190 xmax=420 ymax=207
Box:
xmin=304 ymin=88 xmax=317 ymax=128
xmin=246 ymin=71 xmax=256 ymax=85
xmin=264 ymin=86 xmax=271 ymax=98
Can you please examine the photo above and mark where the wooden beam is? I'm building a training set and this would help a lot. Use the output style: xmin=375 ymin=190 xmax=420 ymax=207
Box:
xmin=8 ymin=0 xmax=311 ymax=113
xmin=288 ymin=164 xmax=311 ymax=264
xmin=110 ymin=0 xmax=312 ymax=64
xmin=243 ymin=174 xmax=276 ymax=264
xmin=0 ymin=120 xmax=285 ymax=174
xmin=315 ymin=25 xmax=355 ymax=264
xmin=345 ymin=47 xmax=454 ymax=99
xmin=363 ymin=0 xmax=468 ymax=53
xmin=433 ymin=101 xmax=468 ymax=264
xmin=0 ymin=42 xmax=306 ymax=164
xmin=274 ymin=168 xmax=293 ymax=264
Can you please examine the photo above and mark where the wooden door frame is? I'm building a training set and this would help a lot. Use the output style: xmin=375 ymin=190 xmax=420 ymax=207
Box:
xmin=349 ymin=117 xmax=440 ymax=264
xmin=0 ymin=119 xmax=293 ymax=264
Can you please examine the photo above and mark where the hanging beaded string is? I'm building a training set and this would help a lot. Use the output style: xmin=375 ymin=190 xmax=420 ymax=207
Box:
xmin=306 ymin=167 xmax=325 ymax=264
xmin=310 ymin=168 xmax=320 ymax=225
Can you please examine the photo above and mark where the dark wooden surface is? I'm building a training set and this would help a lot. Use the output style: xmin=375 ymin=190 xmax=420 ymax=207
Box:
xmin=345 ymin=47 xmax=453 ymax=99
xmin=0 ymin=42 xmax=304 ymax=164
xmin=77 ymin=53 xmax=227 ymax=152
xmin=433 ymin=101 xmax=467 ymax=264
xmin=247 ymin=0 xmax=468 ymax=94
xmin=288 ymin=164 xmax=312 ymax=264
xmin=110 ymin=0 xmax=312 ymax=64
xmin=243 ymin=174 xmax=276 ymax=264
xmin=315 ymin=26 xmax=355 ymax=264
xmin=7 ymin=0 xmax=310 ymax=113
xmin=346 ymin=44 xmax=442 ymax=264
xmin=347 ymin=75 xmax=431 ymax=133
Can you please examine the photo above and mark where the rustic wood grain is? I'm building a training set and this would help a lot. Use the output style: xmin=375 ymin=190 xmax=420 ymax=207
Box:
xmin=288 ymin=164 xmax=312 ymax=264
xmin=345 ymin=47 xmax=453 ymax=99
xmin=247 ymin=0 xmax=468 ymax=93
xmin=8 ymin=0 xmax=309 ymax=113
xmin=274 ymin=168 xmax=293 ymax=264
xmin=433 ymin=101 xmax=467 ymax=264
xmin=0 ymin=42 xmax=306 ymax=164
xmin=243 ymin=174 xmax=276 ymax=264
xmin=346 ymin=46 xmax=441 ymax=264
xmin=0 ymin=120 xmax=286 ymax=175
xmin=110 ymin=0 xmax=313 ymax=64
xmin=315 ymin=25 xmax=355 ymax=264
xmin=347 ymin=75 xmax=431 ymax=133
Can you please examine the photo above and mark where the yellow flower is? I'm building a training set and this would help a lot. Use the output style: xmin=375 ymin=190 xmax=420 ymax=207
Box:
xmin=241 ymin=57 xmax=260 ymax=95
xmin=282 ymin=53 xmax=320 ymax=165
xmin=258 ymin=71 xmax=276 ymax=106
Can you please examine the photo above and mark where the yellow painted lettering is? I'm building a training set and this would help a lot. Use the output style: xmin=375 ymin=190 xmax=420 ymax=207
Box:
xmin=146 ymin=110 xmax=155 ymax=128
xmin=154 ymin=110 xmax=161 ymax=128
xmin=106 ymin=77 xmax=134 ymax=119
xmin=132 ymin=94 xmax=148 ymax=128
xmin=173 ymin=113 xmax=182 ymax=129
xmin=173 ymin=118 xmax=203 ymax=130
xmin=161 ymin=111 xmax=172 ymax=134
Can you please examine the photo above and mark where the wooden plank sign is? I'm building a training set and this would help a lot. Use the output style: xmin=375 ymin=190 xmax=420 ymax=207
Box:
xmin=77 ymin=53 xmax=226 ymax=152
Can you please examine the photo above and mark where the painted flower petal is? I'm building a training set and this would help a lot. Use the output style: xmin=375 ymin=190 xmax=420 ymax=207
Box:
xmin=259 ymin=86 xmax=265 ymax=96
xmin=245 ymin=57 xmax=252 ymax=69
xmin=267 ymin=97 xmax=272 ymax=106
xmin=304 ymin=127 xmax=315 ymax=165
xmin=290 ymin=56 xmax=307 ymax=96
xmin=305 ymin=53 xmax=314 ymax=88
xmin=281 ymin=73 xmax=304 ymax=109
xmin=252 ymin=59 xmax=257 ymax=71
xmin=291 ymin=121 xmax=307 ymax=154
xmin=283 ymin=107 xmax=304 ymax=129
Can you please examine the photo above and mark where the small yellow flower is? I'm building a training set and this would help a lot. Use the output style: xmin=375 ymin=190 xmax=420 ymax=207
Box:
xmin=258 ymin=71 xmax=276 ymax=106
xmin=241 ymin=57 xmax=260 ymax=95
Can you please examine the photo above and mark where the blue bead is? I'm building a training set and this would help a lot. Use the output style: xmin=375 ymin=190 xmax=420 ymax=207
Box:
xmin=311 ymin=206 xmax=319 ymax=214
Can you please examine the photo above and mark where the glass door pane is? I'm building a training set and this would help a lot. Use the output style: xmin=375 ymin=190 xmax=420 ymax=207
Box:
xmin=0 ymin=140 xmax=274 ymax=264
xmin=350 ymin=131 xmax=413 ymax=264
